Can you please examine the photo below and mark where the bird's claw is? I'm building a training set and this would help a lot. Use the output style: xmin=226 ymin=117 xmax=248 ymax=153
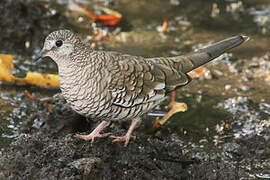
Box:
xmin=74 ymin=132 xmax=112 ymax=143
xmin=110 ymin=135 xmax=136 ymax=147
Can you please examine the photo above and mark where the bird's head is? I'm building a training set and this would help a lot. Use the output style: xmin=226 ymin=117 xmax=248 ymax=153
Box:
xmin=34 ymin=30 xmax=83 ymax=64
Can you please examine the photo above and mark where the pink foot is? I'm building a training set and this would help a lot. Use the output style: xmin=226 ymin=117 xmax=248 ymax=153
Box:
xmin=110 ymin=135 xmax=136 ymax=147
xmin=110 ymin=117 xmax=140 ymax=147
xmin=74 ymin=121 xmax=111 ymax=143
xmin=74 ymin=132 xmax=111 ymax=142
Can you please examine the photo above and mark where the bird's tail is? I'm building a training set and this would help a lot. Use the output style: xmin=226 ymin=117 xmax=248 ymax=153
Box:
xmin=179 ymin=35 xmax=249 ymax=73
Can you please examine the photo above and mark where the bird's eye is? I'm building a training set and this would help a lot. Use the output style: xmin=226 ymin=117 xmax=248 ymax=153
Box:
xmin=55 ymin=40 xmax=63 ymax=47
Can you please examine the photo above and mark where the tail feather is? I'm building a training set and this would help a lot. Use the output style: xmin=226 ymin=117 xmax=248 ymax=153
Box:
xmin=181 ymin=35 xmax=249 ymax=73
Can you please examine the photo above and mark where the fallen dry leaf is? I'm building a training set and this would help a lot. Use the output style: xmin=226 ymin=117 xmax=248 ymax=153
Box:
xmin=96 ymin=6 xmax=122 ymax=25
xmin=265 ymin=74 xmax=270 ymax=84
xmin=0 ymin=54 xmax=59 ymax=87
xmin=157 ymin=19 xmax=168 ymax=33
xmin=71 ymin=2 xmax=122 ymax=26
xmin=162 ymin=19 xmax=168 ymax=32
xmin=211 ymin=3 xmax=220 ymax=17
xmin=94 ymin=14 xmax=121 ymax=26
xmin=187 ymin=66 xmax=211 ymax=79
xmin=24 ymin=90 xmax=35 ymax=99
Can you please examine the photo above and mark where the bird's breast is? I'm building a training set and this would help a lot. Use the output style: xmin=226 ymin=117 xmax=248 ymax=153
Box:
xmin=58 ymin=65 xmax=112 ymax=119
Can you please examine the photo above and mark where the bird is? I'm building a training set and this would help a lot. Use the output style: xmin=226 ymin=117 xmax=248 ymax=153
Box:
xmin=35 ymin=30 xmax=248 ymax=146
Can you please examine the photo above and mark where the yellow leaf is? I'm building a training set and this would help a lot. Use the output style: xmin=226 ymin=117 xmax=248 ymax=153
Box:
xmin=0 ymin=54 xmax=14 ymax=82
xmin=0 ymin=54 xmax=59 ymax=87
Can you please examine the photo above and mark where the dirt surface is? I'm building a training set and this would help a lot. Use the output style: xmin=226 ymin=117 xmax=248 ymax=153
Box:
xmin=1 ymin=87 xmax=270 ymax=179
xmin=0 ymin=98 xmax=242 ymax=180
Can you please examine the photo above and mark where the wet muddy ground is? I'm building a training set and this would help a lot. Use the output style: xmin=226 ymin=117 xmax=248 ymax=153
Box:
xmin=0 ymin=0 xmax=270 ymax=179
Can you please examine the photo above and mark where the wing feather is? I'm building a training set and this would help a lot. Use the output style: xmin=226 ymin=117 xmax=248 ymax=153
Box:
xmin=108 ymin=55 xmax=190 ymax=108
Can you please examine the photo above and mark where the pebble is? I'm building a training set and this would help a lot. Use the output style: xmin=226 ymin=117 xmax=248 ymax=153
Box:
xmin=225 ymin=84 xmax=232 ymax=90
xmin=68 ymin=157 xmax=102 ymax=174
xmin=240 ymin=85 xmax=250 ymax=91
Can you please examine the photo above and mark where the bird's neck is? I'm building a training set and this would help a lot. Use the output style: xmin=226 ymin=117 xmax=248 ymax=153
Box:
xmin=57 ymin=51 xmax=107 ymax=88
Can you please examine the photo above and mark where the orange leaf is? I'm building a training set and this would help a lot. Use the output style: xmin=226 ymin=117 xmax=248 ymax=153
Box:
xmin=187 ymin=66 xmax=210 ymax=79
xmin=24 ymin=90 xmax=34 ymax=99
xmin=95 ymin=15 xmax=121 ymax=25
xmin=74 ymin=2 xmax=122 ymax=25
xmin=162 ymin=19 xmax=168 ymax=32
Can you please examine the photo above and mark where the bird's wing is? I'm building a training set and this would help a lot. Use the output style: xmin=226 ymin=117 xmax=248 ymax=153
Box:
xmin=108 ymin=55 xmax=190 ymax=108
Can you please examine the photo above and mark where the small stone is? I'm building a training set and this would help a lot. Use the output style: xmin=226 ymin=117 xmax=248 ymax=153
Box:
xmin=213 ymin=69 xmax=223 ymax=76
xmin=170 ymin=50 xmax=181 ymax=55
xmin=25 ymin=41 xmax=30 ymax=49
xmin=240 ymin=85 xmax=250 ymax=91
xmin=242 ymin=76 xmax=249 ymax=82
xmin=68 ymin=157 xmax=102 ymax=175
xmin=170 ymin=0 xmax=180 ymax=6
xmin=225 ymin=84 xmax=232 ymax=90
xmin=199 ymin=139 xmax=208 ymax=143
xmin=223 ymin=142 xmax=240 ymax=153
xmin=77 ymin=16 xmax=84 ymax=22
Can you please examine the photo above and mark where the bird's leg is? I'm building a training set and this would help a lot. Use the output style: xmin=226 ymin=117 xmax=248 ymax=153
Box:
xmin=110 ymin=117 xmax=140 ymax=147
xmin=74 ymin=121 xmax=111 ymax=143
xmin=153 ymin=90 xmax=188 ymax=129
xmin=171 ymin=89 xmax=176 ymax=103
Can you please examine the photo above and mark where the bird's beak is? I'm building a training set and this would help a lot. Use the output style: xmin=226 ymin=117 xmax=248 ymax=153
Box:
xmin=33 ymin=48 xmax=49 ymax=63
